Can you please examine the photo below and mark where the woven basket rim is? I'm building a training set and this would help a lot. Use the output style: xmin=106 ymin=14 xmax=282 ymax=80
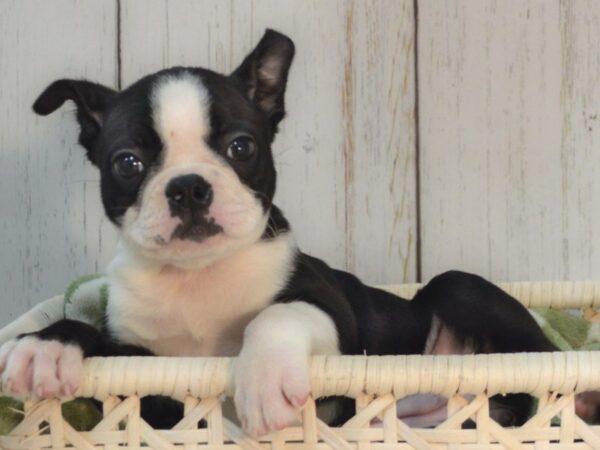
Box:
xmin=1 ymin=351 xmax=599 ymax=401
xmin=1 ymin=279 xmax=600 ymax=401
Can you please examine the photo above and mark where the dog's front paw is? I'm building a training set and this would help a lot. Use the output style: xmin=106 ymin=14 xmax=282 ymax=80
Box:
xmin=234 ymin=348 xmax=310 ymax=437
xmin=0 ymin=336 xmax=83 ymax=398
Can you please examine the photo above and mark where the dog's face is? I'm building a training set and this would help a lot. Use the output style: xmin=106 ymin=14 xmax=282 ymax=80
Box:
xmin=33 ymin=30 xmax=294 ymax=269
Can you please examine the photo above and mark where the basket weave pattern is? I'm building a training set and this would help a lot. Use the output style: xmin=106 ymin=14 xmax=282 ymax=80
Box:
xmin=1 ymin=280 xmax=600 ymax=449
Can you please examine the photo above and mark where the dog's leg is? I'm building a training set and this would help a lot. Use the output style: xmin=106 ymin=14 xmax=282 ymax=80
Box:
xmin=413 ymin=271 xmax=556 ymax=353
xmin=0 ymin=318 xmax=184 ymax=428
xmin=0 ymin=318 xmax=156 ymax=397
xmin=0 ymin=319 xmax=110 ymax=397
xmin=234 ymin=301 xmax=339 ymax=437
xmin=410 ymin=271 xmax=557 ymax=426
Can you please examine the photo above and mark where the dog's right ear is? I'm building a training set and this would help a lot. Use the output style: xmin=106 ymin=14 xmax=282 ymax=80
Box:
xmin=33 ymin=79 xmax=116 ymax=165
xmin=231 ymin=29 xmax=295 ymax=131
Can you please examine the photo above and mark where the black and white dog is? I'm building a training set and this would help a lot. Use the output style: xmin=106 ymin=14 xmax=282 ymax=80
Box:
xmin=0 ymin=30 xmax=557 ymax=435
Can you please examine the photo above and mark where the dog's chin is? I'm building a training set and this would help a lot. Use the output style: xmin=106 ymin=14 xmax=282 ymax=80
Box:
xmin=123 ymin=233 xmax=228 ymax=271
xmin=122 ymin=215 xmax=269 ymax=271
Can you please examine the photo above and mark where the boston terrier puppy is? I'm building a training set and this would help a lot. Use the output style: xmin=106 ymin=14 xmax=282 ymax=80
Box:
xmin=0 ymin=29 xmax=557 ymax=436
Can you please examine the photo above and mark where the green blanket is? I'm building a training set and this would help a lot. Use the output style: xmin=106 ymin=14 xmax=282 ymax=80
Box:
xmin=1 ymin=276 xmax=599 ymax=433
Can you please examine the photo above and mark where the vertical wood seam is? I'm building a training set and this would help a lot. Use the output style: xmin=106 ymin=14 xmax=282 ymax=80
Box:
xmin=116 ymin=0 xmax=122 ymax=90
xmin=342 ymin=0 xmax=356 ymax=272
xmin=413 ymin=0 xmax=422 ymax=282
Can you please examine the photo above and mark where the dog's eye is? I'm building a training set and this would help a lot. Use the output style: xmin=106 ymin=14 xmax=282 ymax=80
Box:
xmin=113 ymin=153 xmax=145 ymax=179
xmin=226 ymin=136 xmax=256 ymax=161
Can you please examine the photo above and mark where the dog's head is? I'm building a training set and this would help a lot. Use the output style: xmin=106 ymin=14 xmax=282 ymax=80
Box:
xmin=33 ymin=30 xmax=294 ymax=269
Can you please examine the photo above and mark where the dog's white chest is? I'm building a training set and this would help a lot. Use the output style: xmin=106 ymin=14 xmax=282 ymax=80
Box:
xmin=106 ymin=235 xmax=294 ymax=357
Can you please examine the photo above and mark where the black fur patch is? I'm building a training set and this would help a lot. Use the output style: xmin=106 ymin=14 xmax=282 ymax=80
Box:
xmin=278 ymin=261 xmax=557 ymax=426
xmin=32 ymin=29 xmax=295 ymax=227
xmin=171 ymin=217 xmax=223 ymax=242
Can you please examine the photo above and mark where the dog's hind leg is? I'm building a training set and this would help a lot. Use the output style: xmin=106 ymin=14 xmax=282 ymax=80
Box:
xmin=411 ymin=271 xmax=557 ymax=426
xmin=413 ymin=270 xmax=557 ymax=354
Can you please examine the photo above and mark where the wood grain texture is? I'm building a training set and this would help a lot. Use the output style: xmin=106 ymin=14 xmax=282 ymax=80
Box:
xmin=343 ymin=1 xmax=417 ymax=284
xmin=418 ymin=0 xmax=600 ymax=282
xmin=12 ymin=0 xmax=600 ymax=327
xmin=558 ymin=1 xmax=600 ymax=281
xmin=0 ymin=0 xmax=118 ymax=326
xmin=120 ymin=0 xmax=417 ymax=284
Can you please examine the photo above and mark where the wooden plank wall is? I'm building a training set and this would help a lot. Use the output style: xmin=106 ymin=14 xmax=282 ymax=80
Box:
xmin=1 ymin=0 xmax=600 ymax=326
xmin=0 ymin=1 xmax=119 ymax=326
xmin=418 ymin=0 xmax=600 ymax=282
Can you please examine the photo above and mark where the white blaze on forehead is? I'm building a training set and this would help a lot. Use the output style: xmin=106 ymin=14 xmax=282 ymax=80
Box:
xmin=151 ymin=73 xmax=212 ymax=165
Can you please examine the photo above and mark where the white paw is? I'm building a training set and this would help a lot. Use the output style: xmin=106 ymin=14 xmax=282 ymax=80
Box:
xmin=234 ymin=348 xmax=310 ymax=437
xmin=0 ymin=336 xmax=83 ymax=398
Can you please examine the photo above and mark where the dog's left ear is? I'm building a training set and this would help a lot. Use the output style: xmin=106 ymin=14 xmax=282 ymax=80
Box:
xmin=231 ymin=29 xmax=295 ymax=129
xmin=33 ymin=79 xmax=116 ymax=165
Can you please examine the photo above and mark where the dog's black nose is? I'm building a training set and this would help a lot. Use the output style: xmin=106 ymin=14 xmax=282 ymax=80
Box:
xmin=165 ymin=174 xmax=213 ymax=213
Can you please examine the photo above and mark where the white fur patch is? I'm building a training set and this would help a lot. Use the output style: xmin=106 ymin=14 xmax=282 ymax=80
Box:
xmin=233 ymin=302 xmax=339 ymax=437
xmin=0 ymin=336 xmax=83 ymax=398
xmin=107 ymin=233 xmax=296 ymax=358
xmin=423 ymin=315 xmax=471 ymax=355
xmin=152 ymin=73 xmax=211 ymax=159
xmin=423 ymin=314 xmax=442 ymax=354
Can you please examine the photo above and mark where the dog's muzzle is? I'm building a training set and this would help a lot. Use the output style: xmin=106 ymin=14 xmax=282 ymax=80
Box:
xmin=165 ymin=174 xmax=222 ymax=242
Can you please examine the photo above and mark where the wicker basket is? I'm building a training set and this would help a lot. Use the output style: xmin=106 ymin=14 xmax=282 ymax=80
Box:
xmin=1 ymin=280 xmax=600 ymax=449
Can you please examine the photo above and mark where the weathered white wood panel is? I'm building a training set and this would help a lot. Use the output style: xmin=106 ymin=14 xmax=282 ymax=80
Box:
xmin=558 ymin=1 xmax=600 ymax=281
xmin=120 ymin=0 xmax=418 ymax=284
xmin=343 ymin=1 xmax=417 ymax=283
xmin=4 ymin=0 xmax=600 ymax=329
xmin=0 ymin=0 xmax=118 ymax=326
xmin=418 ymin=0 xmax=600 ymax=282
